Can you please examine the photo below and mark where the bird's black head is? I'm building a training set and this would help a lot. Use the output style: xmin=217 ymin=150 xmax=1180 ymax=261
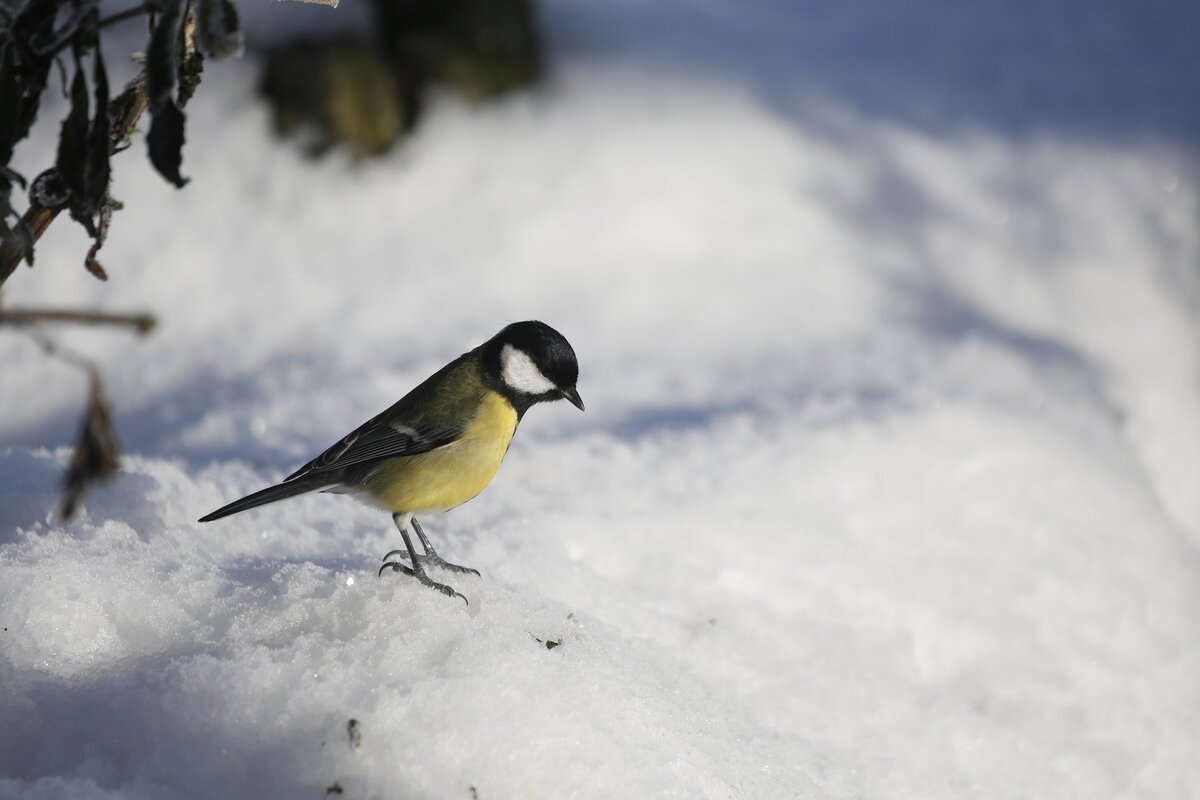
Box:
xmin=482 ymin=321 xmax=584 ymax=415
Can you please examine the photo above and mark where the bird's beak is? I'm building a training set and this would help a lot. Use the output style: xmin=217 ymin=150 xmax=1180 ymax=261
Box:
xmin=561 ymin=386 xmax=585 ymax=411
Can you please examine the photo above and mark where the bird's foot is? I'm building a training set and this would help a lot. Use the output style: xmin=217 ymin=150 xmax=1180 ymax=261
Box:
xmin=378 ymin=560 xmax=467 ymax=604
xmin=381 ymin=548 xmax=481 ymax=577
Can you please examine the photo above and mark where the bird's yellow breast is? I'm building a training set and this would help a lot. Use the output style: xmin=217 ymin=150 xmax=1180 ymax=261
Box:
xmin=361 ymin=391 xmax=518 ymax=514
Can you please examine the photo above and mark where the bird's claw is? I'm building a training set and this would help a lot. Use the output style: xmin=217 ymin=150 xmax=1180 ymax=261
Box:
xmin=378 ymin=560 xmax=414 ymax=578
xmin=380 ymin=549 xmax=480 ymax=577
xmin=378 ymin=560 xmax=468 ymax=604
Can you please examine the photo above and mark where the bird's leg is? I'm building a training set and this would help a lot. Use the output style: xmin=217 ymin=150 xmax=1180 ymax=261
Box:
xmin=382 ymin=517 xmax=481 ymax=577
xmin=379 ymin=513 xmax=466 ymax=603
xmin=412 ymin=518 xmax=481 ymax=576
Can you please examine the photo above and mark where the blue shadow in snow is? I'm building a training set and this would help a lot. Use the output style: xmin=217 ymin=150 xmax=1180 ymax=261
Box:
xmin=548 ymin=0 xmax=1200 ymax=145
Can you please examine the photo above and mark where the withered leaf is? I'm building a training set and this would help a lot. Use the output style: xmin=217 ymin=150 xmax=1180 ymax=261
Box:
xmin=145 ymin=0 xmax=186 ymax=111
xmin=56 ymin=58 xmax=95 ymax=235
xmin=61 ymin=371 xmax=120 ymax=519
xmin=147 ymin=99 xmax=189 ymax=187
xmin=84 ymin=45 xmax=110 ymax=222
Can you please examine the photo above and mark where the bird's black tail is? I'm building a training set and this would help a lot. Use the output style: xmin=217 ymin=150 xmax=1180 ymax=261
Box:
xmin=198 ymin=473 xmax=338 ymax=522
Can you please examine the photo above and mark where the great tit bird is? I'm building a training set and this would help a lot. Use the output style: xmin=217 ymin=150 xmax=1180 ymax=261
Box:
xmin=199 ymin=320 xmax=583 ymax=601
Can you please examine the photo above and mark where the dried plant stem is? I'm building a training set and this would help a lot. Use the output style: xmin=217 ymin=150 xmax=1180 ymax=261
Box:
xmin=0 ymin=207 xmax=57 ymax=285
xmin=0 ymin=75 xmax=149 ymax=288
xmin=0 ymin=306 xmax=156 ymax=334
xmin=20 ymin=327 xmax=98 ymax=376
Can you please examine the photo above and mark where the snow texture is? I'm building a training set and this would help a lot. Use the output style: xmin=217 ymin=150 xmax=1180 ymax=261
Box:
xmin=3 ymin=1 xmax=1200 ymax=798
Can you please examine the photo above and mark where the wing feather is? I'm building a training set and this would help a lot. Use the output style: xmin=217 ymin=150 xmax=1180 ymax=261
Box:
xmin=283 ymin=350 xmax=482 ymax=483
xmin=284 ymin=414 xmax=460 ymax=481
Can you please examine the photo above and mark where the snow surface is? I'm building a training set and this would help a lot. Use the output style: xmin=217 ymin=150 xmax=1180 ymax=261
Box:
xmin=4 ymin=1 xmax=1200 ymax=798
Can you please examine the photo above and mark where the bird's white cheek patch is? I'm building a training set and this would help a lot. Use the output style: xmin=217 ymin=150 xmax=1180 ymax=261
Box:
xmin=501 ymin=344 xmax=557 ymax=394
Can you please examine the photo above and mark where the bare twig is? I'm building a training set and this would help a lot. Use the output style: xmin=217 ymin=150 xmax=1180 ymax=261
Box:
xmin=21 ymin=327 xmax=98 ymax=374
xmin=0 ymin=306 xmax=156 ymax=334
xmin=97 ymin=4 xmax=153 ymax=31
xmin=0 ymin=208 xmax=57 ymax=282
xmin=40 ymin=4 xmax=154 ymax=58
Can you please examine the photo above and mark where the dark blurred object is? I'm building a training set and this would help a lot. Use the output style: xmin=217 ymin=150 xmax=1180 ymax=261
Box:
xmin=61 ymin=371 xmax=120 ymax=520
xmin=260 ymin=36 xmax=416 ymax=158
xmin=374 ymin=0 xmax=542 ymax=102
xmin=0 ymin=0 xmax=245 ymax=282
xmin=260 ymin=0 xmax=541 ymax=157
xmin=1 ymin=298 xmax=154 ymax=519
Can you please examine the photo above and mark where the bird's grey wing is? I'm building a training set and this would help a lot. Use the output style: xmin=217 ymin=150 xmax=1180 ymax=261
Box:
xmin=284 ymin=414 xmax=461 ymax=482
xmin=284 ymin=350 xmax=481 ymax=482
